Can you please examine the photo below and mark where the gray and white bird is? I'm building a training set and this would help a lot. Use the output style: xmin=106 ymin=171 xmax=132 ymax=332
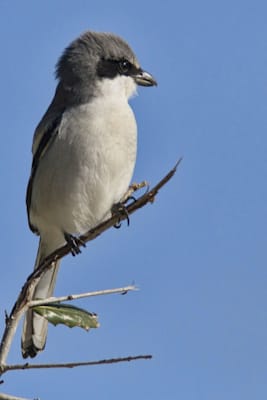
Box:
xmin=22 ymin=31 xmax=156 ymax=358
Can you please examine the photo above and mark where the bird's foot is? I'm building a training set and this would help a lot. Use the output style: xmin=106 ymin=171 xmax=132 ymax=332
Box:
xmin=111 ymin=182 xmax=150 ymax=229
xmin=64 ymin=233 xmax=86 ymax=256
xmin=111 ymin=202 xmax=130 ymax=229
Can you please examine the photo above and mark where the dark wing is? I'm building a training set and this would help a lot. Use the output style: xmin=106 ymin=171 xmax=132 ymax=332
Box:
xmin=26 ymin=114 xmax=63 ymax=233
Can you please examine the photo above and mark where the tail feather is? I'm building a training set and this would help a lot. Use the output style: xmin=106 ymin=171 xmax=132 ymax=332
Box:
xmin=21 ymin=239 xmax=61 ymax=358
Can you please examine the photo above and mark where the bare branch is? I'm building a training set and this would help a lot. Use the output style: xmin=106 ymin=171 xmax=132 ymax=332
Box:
xmin=0 ymin=393 xmax=31 ymax=400
xmin=29 ymin=285 xmax=137 ymax=307
xmin=0 ymin=161 xmax=181 ymax=369
xmin=3 ymin=355 xmax=152 ymax=374
xmin=28 ymin=159 xmax=181 ymax=278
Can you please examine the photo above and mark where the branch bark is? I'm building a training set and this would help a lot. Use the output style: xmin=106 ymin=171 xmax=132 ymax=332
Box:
xmin=2 ymin=354 xmax=152 ymax=374
xmin=0 ymin=393 xmax=31 ymax=400
xmin=28 ymin=285 xmax=137 ymax=307
xmin=0 ymin=160 xmax=181 ymax=370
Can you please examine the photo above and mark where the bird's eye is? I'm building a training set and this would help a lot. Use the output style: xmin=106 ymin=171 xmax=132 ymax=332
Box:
xmin=118 ymin=60 xmax=131 ymax=74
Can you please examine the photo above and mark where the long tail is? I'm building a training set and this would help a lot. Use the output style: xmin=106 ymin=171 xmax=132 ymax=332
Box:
xmin=21 ymin=239 xmax=61 ymax=358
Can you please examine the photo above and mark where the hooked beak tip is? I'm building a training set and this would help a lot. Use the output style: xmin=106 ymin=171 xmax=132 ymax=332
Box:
xmin=135 ymin=70 xmax=157 ymax=87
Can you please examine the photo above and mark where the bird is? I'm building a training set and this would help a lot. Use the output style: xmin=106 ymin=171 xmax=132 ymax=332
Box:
xmin=21 ymin=31 xmax=157 ymax=358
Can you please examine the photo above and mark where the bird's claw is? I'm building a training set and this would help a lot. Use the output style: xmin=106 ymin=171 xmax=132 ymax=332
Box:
xmin=64 ymin=233 xmax=86 ymax=256
xmin=112 ymin=202 xmax=130 ymax=229
xmin=111 ymin=181 xmax=149 ymax=229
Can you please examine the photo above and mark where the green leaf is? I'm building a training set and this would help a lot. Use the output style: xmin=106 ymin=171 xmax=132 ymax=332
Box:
xmin=33 ymin=303 xmax=99 ymax=331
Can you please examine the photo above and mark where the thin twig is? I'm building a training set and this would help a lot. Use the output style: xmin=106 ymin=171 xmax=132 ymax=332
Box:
xmin=120 ymin=181 xmax=149 ymax=203
xmin=29 ymin=285 xmax=137 ymax=307
xmin=0 ymin=393 xmax=31 ymax=400
xmin=27 ymin=159 xmax=182 ymax=279
xmin=0 ymin=161 xmax=181 ymax=369
xmin=3 ymin=355 xmax=152 ymax=374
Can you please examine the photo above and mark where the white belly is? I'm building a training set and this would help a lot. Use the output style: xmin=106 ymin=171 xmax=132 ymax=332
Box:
xmin=30 ymin=98 xmax=137 ymax=236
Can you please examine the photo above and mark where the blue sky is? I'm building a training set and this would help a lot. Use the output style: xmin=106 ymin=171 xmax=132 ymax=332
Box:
xmin=1 ymin=1 xmax=267 ymax=399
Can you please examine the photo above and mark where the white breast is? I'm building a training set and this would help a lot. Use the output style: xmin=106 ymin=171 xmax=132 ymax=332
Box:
xmin=31 ymin=75 xmax=138 ymax=236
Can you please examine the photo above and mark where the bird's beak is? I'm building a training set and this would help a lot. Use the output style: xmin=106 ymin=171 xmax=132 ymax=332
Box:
xmin=134 ymin=70 xmax=157 ymax=87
